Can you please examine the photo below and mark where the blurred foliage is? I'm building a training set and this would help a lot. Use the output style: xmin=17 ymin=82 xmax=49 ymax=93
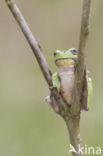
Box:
xmin=0 ymin=0 xmax=103 ymax=156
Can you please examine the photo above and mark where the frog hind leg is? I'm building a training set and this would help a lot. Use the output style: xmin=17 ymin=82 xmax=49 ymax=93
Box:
xmin=81 ymin=69 xmax=93 ymax=111
xmin=81 ymin=69 xmax=88 ymax=111
xmin=87 ymin=77 xmax=93 ymax=110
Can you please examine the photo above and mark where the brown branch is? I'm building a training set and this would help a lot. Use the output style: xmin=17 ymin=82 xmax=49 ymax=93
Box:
xmin=65 ymin=1 xmax=92 ymax=156
xmin=5 ymin=0 xmax=52 ymax=87
xmin=71 ymin=0 xmax=92 ymax=115
xmin=5 ymin=0 xmax=68 ymax=117
xmin=78 ymin=0 xmax=92 ymax=81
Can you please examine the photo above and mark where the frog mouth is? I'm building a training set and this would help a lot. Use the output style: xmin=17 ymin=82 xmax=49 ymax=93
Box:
xmin=55 ymin=57 xmax=77 ymax=64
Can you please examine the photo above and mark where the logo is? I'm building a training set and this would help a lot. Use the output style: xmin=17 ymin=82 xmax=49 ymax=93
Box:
xmin=68 ymin=144 xmax=102 ymax=155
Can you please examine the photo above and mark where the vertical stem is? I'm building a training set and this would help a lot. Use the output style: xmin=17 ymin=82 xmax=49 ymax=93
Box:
xmin=77 ymin=0 xmax=92 ymax=82
xmin=71 ymin=0 xmax=92 ymax=120
xmin=65 ymin=116 xmax=83 ymax=156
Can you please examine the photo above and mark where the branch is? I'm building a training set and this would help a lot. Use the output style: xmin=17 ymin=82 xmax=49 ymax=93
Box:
xmin=78 ymin=0 xmax=92 ymax=81
xmin=65 ymin=1 xmax=92 ymax=155
xmin=71 ymin=0 xmax=92 ymax=115
xmin=5 ymin=0 xmax=68 ymax=117
xmin=5 ymin=0 xmax=52 ymax=87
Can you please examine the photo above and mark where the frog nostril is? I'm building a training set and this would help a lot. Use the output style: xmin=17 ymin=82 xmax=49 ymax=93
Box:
xmin=54 ymin=52 xmax=57 ymax=56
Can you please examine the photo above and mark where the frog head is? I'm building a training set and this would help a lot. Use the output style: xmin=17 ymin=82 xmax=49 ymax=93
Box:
xmin=53 ymin=48 xmax=78 ymax=67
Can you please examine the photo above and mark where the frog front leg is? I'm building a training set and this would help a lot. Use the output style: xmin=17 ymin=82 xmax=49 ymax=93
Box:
xmin=52 ymin=72 xmax=60 ymax=91
xmin=45 ymin=72 xmax=61 ymax=115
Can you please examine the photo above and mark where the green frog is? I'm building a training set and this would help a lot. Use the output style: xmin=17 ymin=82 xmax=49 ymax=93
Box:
xmin=52 ymin=48 xmax=93 ymax=110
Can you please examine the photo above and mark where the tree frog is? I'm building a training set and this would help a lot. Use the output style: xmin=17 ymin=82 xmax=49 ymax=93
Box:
xmin=52 ymin=48 xmax=93 ymax=110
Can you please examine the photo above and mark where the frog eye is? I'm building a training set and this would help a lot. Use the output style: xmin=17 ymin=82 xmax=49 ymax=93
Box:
xmin=54 ymin=52 xmax=57 ymax=56
xmin=72 ymin=49 xmax=77 ymax=53
xmin=70 ymin=48 xmax=78 ymax=55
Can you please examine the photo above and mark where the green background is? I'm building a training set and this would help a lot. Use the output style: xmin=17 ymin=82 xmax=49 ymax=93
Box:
xmin=0 ymin=0 xmax=103 ymax=155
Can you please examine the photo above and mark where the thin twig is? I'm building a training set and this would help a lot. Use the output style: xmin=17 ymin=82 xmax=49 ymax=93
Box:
xmin=5 ymin=0 xmax=52 ymax=87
